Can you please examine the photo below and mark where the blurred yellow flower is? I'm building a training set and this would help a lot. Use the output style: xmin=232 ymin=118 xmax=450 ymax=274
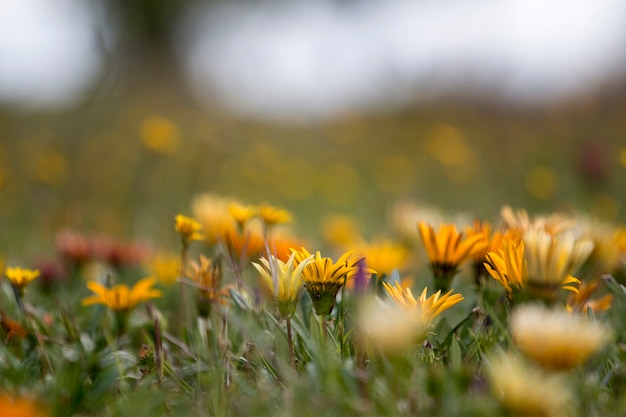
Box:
xmin=0 ymin=393 xmax=47 ymax=417
xmin=189 ymin=255 xmax=229 ymax=318
xmin=252 ymin=252 xmax=312 ymax=319
xmin=487 ymin=353 xmax=574 ymax=417
xmin=258 ymin=203 xmax=292 ymax=227
xmin=82 ymin=277 xmax=162 ymax=311
xmin=139 ymin=116 xmax=180 ymax=154
xmin=500 ymin=205 xmax=575 ymax=237
xmin=148 ymin=254 xmax=180 ymax=285
xmin=383 ymin=281 xmax=464 ymax=323
xmin=175 ymin=214 xmax=204 ymax=244
xmin=355 ymin=240 xmax=409 ymax=277
xmin=357 ymin=297 xmax=428 ymax=356
xmin=5 ymin=267 xmax=40 ymax=290
xmin=511 ymin=304 xmax=612 ymax=370
xmin=418 ymin=221 xmax=488 ymax=291
xmin=192 ymin=194 xmax=238 ymax=245
xmin=321 ymin=214 xmax=362 ymax=248
xmin=228 ymin=202 xmax=258 ymax=228
xmin=566 ymin=279 xmax=613 ymax=313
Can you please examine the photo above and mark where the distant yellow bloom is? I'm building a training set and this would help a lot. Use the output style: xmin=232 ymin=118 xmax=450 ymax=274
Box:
xmin=258 ymin=204 xmax=292 ymax=227
xmin=292 ymin=248 xmax=371 ymax=315
xmin=139 ymin=116 xmax=180 ymax=155
xmin=355 ymin=240 xmax=409 ymax=277
xmin=192 ymin=194 xmax=238 ymax=245
xmin=0 ymin=393 xmax=47 ymax=417
xmin=418 ymin=221 xmax=488 ymax=291
xmin=189 ymin=255 xmax=229 ymax=318
xmin=252 ymin=253 xmax=312 ymax=319
xmin=511 ymin=304 xmax=612 ymax=370
xmin=228 ymin=202 xmax=258 ymax=228
xmin=175 ymin=214 xmax=204 ymax=244
xmin=5 ymin=267 xmax=40 ymax=290
xmin=487 ymin=353 xmax=575 ymax=417
xmin=321 ymin=214 xmax=362 ymax=248
xmin=148 ymin=254 xmax=180 ymax=285
xmin=383 ymin=281 xmax=464 ymax=323
xmin=82 ymin=277 xmax=162 ymax=311
xmin=500 ymin=205 xmax=575 ymax=236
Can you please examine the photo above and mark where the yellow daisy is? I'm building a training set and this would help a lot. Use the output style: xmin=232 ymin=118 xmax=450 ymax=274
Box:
xmin=383 ymin=281 xmax=464 ymax=323
xmin=82 ymin=277 xmax=162 ymax=311
xmin=5 ymin=267 xmax=40 ymax=290
xmin=487 ymin=353 xmax=575 ymax=417
xmin=418 ymin=221 xmax=488 ymax=291
xmin=510 ymin=304 xmax=612 ymax=370
xmin=252 ymin=252 xmax=312 ymax=319
xmin=175 ymin=214 xmax=204 ymax=244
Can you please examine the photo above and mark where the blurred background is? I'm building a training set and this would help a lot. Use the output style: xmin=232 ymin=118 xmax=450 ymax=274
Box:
xmin=1 ymin=0 xmax=626 ymax=261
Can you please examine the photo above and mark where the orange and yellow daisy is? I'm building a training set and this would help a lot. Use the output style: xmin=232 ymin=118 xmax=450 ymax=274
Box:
xmin=382 ymin=281 xmax=464 ymax=323
xmin=82 ymin=276 xmax=162 ymax=312
xmin=418 ymin=221 xmax=488 ymax=291
xmin=175 ymin=214 xmax=204 ymax=244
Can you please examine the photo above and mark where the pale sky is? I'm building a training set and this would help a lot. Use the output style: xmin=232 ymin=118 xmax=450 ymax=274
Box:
xmin=1 ymin=0 xmax=625 ymax=118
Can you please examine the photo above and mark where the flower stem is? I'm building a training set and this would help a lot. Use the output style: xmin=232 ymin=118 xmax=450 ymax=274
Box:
xmin=286 ymin=318 xmax=296 ymax=370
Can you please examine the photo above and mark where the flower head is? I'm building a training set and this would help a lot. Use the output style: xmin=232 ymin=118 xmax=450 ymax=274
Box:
xmin=487 ymin=353 xmax=575 ymax=417
xmin=356 ymin=297 xmax=428 ymax=356
xmin=189 ymin=255 xmax=228 ymax=318
xmin=5 ymin=267 xmax=40 ymax=290
xmin=418 ymin=221 xmax=488 ymax=291
xmin=383 ymin=281 xmax=464 ymax=323
xmin=566 ymin=279 xmax=613 ymax=313
xmin=228 ymin=202 xmax=258 ymax=228
xmin=524 ymin=230 xmax=593 ymax=301
xmin=511 ymin=304 xmax=613 ymax=370
xmin=484 ymin=238 xmax=527 ymax=295
xmin=354 ymin=240 xmax=409 ymax=277
xmin=175 ymin=214 xmax=204 ymax=244
xmin=82 ymin=277 xmax=162 ymax=312
xmin=292 ymin=248 xmax=372 ymax=315
xmin=252 ymin=252 xmax=312 ymax=319
xmin=258 ymin=203 xmax=293 ymax=227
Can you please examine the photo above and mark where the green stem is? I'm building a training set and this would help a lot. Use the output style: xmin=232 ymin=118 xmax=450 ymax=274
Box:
xmin=286 ymin=318 xmax=296 ymax=370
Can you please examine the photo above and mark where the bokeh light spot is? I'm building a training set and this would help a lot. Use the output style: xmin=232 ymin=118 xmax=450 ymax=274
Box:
xmin=525 ymin=166 xmax=557 ymax=200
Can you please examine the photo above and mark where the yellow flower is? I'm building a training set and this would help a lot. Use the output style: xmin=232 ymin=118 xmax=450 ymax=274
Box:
xmin=258 ymin=203 xmax=292 ymax=227
xmin=524 ymin=230 xmax=593 ymax=300
xmin=82 ymin=277 xmax=162 ymax=311
xmin=228 ymin=202 xmax=258 ymax=228
xmin=192 ymin=194 xmax=238 ymax=245
xmin=252 ymin=252 xmax=312 ymax=319
xmin=148 ymin=254 xmax=180 ymax=285
xmin=566 ymin=279 xmax=613 ymax=313
xmin=0 ymin=393 xmax=47 ymax=417
xmin=500 ymin=205 xmax=575 ymax=236
xmin=484 ymin=238 xmax=527 ymax=295
xmin=175 ymin=214 xmax=204 ymax=244
xmin=487 ymin=353 xmax=575 ymax=417
xmin=383 ymin=281 xmax=464 ymax=323
xmin=189 ymin=255 xmax=229 ymax=318
xmin=418 ymin=221 xmax=488 ymax=291
xmin=292 ymin=248 xmax=370 ymax=315
xmin=139 ymin=116 xmax=180 ymax=155
xmin=355 ymin=239 xmax=410 ymax=277
xmin=5 ymin=267 xmax=40 ymax=290
xmin=511 ymin=304 xmax=613 ymax=370
xmin=484 ymin=235 xmax=588 ymax=302
xmin=321 ymin=214 xmax=362 ymax=248
xmin=356 ymin=297 xmax=428 ymax=356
